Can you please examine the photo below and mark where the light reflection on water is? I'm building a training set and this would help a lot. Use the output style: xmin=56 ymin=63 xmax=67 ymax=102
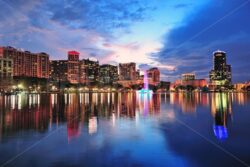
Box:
xmin=0 ymin=92 xmax=250 ymax=167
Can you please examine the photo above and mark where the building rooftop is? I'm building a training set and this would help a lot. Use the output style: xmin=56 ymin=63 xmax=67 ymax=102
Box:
xmin=68 ymin=51 xmax=80 ymax=55
xmin=182 ymin=73 xmax=195 ymax=76
xmin=213 ymin=50 xmax=226 ymax=55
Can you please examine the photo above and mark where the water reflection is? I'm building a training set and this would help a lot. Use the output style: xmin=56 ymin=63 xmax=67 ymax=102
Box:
xmin=0 ymin=94 xmax=50 ymax=139
xmin=211 ymin=93 xmax=232 ymax=140
xmin=170 ymin=93 xmax=210 ymax=113
xmin=169 ymin=93 xmax=241 ymax=140
xmin=1 ymin=92 xmax=250 ymax=167
xmin=0 ymin=92 xmax=249 ymax=141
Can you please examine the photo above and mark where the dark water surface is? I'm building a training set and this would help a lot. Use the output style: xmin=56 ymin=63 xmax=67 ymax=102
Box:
xmin=0 ymin=92 xmax=250 ymax=167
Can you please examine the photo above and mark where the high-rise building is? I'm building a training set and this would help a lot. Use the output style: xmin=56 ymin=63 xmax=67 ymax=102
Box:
xmin=38 ymin=52 xmax=50 ymax=78
xmin=209 ymin=50 xmax=232 ymax=86
xmin=99 ymin=64 xmax=118 ymax=85
xmin=67 ymin=51 xmax=80 ymax=84
xmin=119 ymin=63 xmax=136 ymax=80
xmin=147 ymin=67 xmax=160 ymax=85
xmin=182 ymin=73 xmax=195 ymax=81
xmin=79 ymin=60 xmax=87 ymax=84
xmin=50 ymin=52 xmax=100 ymax=85
xmin=49 ymin=60 xmax=68 ymax=83
xmin=50 ymin=52 xmax=89 ymax=85
xmin=83 ymin=59 xmax=99 ymax=85
xmin=136 ymin=69 xmax=140 ymax=80
xmin=0 ymin=57 xmax=13 ymax=79
xmin=0 ymin=56 xmax=13 ymax=89
xmin=0 ymin=46 xmax=49 ymax=79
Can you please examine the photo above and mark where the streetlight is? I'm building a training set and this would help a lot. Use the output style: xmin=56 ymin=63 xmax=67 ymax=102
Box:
xmin=18 ymin=84 xmax=23 ymax=89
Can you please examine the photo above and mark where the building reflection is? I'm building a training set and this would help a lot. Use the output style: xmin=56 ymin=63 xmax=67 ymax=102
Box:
xmin=137 ymin=93 xmax=161 ymax=116
xmin=0 ymin=94 xmax=50 ymax=139
xmin=0 ymin=92 xmax=163 ymax=139
xmin=117 ymin=92 xmax=136 ymax=118
xmin=170 ymin=93 xmax=209 ymax=113
xmin=231 ymin=92 xmax=250 ymax=105
xmin=89 ymin=116 xmax=97 ymax=134
xmin=210 ymin=93 xmax=232 ymax=140
xmin=66 ymin=94 xmax=81 ymax=141
xmin=1 ymin=92 xmax=249 ymax=140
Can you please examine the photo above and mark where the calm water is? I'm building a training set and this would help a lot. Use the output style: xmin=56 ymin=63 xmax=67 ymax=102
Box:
xmin=0 ymin=92 xmax=250 ymax=167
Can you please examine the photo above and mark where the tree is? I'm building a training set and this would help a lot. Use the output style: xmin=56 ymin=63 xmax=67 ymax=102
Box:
xmin=186 ymin=85 xmax=195 ymax=91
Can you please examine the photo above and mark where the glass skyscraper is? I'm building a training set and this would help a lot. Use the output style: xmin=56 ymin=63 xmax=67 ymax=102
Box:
xmin=209 ymin=50 xmax=232 ymax=86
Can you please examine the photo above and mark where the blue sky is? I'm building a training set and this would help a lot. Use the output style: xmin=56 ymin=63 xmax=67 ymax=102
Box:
xmin=0 ymin=0 xmax=250 ymax=82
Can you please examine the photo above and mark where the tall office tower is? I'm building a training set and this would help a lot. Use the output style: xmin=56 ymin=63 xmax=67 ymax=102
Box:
xmin=209 ymin=50 xmax=232 ymax=86
xmin=0 ymin=46 xmax=49 ymax=79
xmin=67 ymin=51 xmax=80 ymax=84
xmin=147 ymin=67 xmax=160 ymax=85
xmin=50 ymin=60 xmax=68 ymax=83
xmin=99 ymin=64 xmax=118 ymax=85
xmin=118 ymin=63 xmax=136 ymax=80
xmin=83 ymin=59 xmax=100 ymax=85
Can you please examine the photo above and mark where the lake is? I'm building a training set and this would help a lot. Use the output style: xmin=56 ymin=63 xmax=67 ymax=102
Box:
xmin=0 ymin=92 xmax=250 ymax=167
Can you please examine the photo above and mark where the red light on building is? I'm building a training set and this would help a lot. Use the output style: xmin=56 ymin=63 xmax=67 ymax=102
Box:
xmin=68 ymin=51 xmax=80 ymax=55
xmin=68 ymin=51 xmax=80 ymax=61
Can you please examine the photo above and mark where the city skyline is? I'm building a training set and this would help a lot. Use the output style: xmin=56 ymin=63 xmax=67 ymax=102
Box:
xmin=1 ymin=1 xmax=250 ymax=166
xmin=1 ymin=0 xmax=250 ymax=82
xmin=1 ymin=45 xmax=250 ymax=93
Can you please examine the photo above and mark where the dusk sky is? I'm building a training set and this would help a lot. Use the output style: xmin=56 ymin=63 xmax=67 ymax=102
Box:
xmin=0 ymin=0 xmax=250 ymax=82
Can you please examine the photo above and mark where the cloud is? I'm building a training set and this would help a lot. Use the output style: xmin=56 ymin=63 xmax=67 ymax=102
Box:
xmin=154 ymin=0 xmax=250 ymax=82
xmin=2 ymin=0 xmax=250 ymax=83
xmin=0 ymin=0 xmax=157 ymax=62
xmin=100 ymin=41 xmax=162 ymax=65
xmin=41 ymin=0 xmax=155 ymax=33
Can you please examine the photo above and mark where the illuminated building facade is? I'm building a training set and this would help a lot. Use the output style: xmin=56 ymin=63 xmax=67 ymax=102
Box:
xmin=0 ymin=56 xmax=13 ymax=90
xmin=119 ymin=63 xmax=136 ymax=80
xmin=79 ymin=60 xmax=87 ymax=84
xmin=147 ymin=67 xmax=160 ymax=85
xmin=83 ymin=59 xmax=100 ymax=85
xmin=67 ymin=51 xmax=80 ymax=84
xmin=0 ymin=46 xmax=49 ymax=79
xmin=183 ymin=79 xmax=207 ymax=88
xmin=50 ymin=60 xmax=68 ymax=83
xmin=99 ymin=64 xmax=118 ymax=85
xmin=182 ymin=73 xmax=195 ymax=81
xmin=38 ymin=52 xmax=50 ymax=78
xmin=209 ymin=50 xmax=232 ymax=87
xmin=50 ymin=52 xmax=87 ymax=85
xmin=170 ymin=74 xmax=207 ymax=90
xmin=0 ymin=57 xmax=13 ymax=79
xmin=50 ymin=53 xmax=99 ymax=85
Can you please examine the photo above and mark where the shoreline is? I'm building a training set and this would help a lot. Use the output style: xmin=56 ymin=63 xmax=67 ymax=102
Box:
xmin=0 ymin=90 xmax=249 ymax=95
